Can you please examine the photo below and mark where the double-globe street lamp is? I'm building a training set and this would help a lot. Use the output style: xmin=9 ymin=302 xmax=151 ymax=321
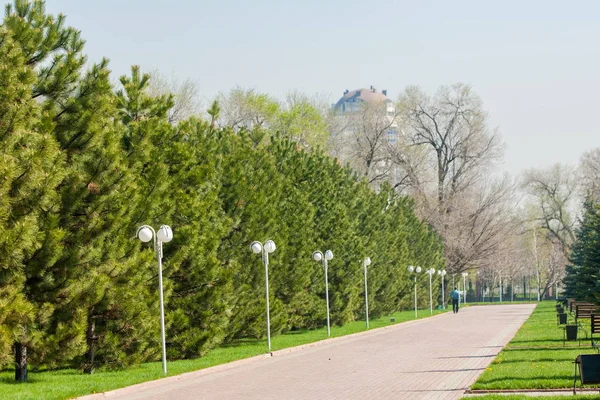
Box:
xmin=462 ymin=272 xmax=469 ymax=305
xmin=437 ymin=269 xmax=447 ymax=309
xmin=425 ymin=268 xmax=436 ymax=314
xmin=137 ymin=224 xmax=174 ymax=375
xmin=250 ymin=240 xmax=277 ymax=352
xmin=407 ymin=265 xmax=422 ymax=318
xmin=313 ymin=250 xmax=333 ymax=337
xmin=363 ymin=257 xmax=372 ymax=329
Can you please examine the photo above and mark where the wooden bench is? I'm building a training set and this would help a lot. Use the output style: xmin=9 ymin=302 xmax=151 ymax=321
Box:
xmin=560 ymin=304 xmax=600 ymax=343
xmin=570 ymin=305 xmax=600 ymax=343
xmin=571 ymin=301 xmax=595 ymax=314
xmin=575 ymin=304 xmax=600 ymax=324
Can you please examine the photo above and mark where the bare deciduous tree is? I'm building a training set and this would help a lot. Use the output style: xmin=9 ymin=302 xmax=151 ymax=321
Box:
xmin=521 ymin=224 xmax=566 ymax=301
xmin=398 ymin=84 xmax=503 ymax=209
xmin=147 ymin=70 xmax=202 ymax=124
xmin=518 ymin=164 xmax=579 ymax=300
xmin=521 ymin=163 xmax=578 ymax=257
xmin=498 ymin=239 xmax=529 ymax=301
xmin=441 ymin=176 xmax=517 ymax=273
xmin=395 ymin=83 xmax=511 ymax=274
xmin=580 ymin=148 xmax=600 ymax=202
xmin=329 ymin=100 xmax=399 ymax=186
xmin=215 ymin=86 xmax=280 ymax=131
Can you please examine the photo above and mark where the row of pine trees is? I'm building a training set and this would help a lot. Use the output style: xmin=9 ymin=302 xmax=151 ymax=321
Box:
xmin=0 ymin=0 xmax=445 ymax=374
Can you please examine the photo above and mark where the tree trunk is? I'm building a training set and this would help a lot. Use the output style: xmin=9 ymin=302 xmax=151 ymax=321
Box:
xmin=83 ymin=317 xmax=96 ymax=374
xmin=541 ymin=279 xmax=552 ymax=300
xmin=532 ymin=229 xmax=542 ymax=302
xmin=490 ymin=276 xmax=497 ymax=302
xmin=511 ymin=280 xmax=514 ymax=302
xmin=437 ymin=149 xmax=444 ymax=207
xmin=15 ymin=342 xmax=27 ymax=382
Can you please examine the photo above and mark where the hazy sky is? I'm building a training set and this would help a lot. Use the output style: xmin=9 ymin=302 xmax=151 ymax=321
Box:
xmin=42 ymin=0 xmax=600 ymax=176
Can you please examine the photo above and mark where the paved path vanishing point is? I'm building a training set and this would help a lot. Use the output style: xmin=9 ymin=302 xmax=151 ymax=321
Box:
xmin=81 ymin=304 xmax=536 ymax=400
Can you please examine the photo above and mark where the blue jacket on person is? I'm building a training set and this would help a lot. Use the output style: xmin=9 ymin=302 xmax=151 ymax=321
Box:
xmin=450 ymin=289 xmax=460 ymax=301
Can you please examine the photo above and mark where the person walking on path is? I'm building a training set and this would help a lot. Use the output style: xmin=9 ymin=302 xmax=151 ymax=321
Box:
xmin=451 ymin=287 xmax=460 ymax=313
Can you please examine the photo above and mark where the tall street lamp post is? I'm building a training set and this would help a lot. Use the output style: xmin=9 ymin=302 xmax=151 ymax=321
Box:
xmin=251 ymin=240 xmax=277 ymax=352
xmin=137 ymin=224 xmax=174 ymax=375
xmin=313 ymin=250 xmax=334 ymax=336
xmin=462 ymin=272 xmax=469 ymax=305
xmin=437 ymin=269 xmax=447 ymax=309
xmin=425 ymin=268 xmax=436 ymax=314
xmin=407 ymin=265 xmax=422 ymax=318
xmin=363 ymin=257 xmax=372 ymax=329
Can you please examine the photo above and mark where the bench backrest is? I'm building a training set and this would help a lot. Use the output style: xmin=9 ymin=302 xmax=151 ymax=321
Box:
xmin=592 ymin=314 xmax=600 ymax=333
xmin=572 ymin=301 xmax=595 ymax=313
xmin=576 ymin=305 xmax=600 ymax=320
xmin=568 ymin=298 xmax=578 ymax=311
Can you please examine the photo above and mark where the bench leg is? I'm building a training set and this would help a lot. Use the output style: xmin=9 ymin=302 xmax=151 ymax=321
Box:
xmin=574 ymin=361 xmax=578 ymax=395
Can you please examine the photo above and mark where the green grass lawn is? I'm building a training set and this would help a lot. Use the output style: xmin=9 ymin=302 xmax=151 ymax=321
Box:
xmin=463 ymin=395 xmax=600 ymax=400
xmin=0 ymin=308 xmax=445 ymax=400
xmin=469 ymin=301 xmax=599 ymax=391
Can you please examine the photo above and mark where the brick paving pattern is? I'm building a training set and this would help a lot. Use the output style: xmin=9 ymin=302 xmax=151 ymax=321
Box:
xmin=81 ymin=304 xmax=535 ymax=400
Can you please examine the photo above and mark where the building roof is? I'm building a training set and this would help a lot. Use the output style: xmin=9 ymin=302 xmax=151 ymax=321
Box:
xmin=334 ymin=86 xmax=390 ymax=110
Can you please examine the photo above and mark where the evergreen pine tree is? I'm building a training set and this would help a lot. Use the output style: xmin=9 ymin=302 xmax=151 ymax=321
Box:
xmin=0 ymin=3 xmax=65 ymax=377
xmin=564 ymin=201 xmax=597 ymax=301
xmin=162 ymin=117 xmax=233 ymax=358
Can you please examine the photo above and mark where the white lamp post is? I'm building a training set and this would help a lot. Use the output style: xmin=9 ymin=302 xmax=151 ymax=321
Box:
xmin=137 ymin=224 xmax=173 ymax=375
xmin=437 ymin=269 xmax=447 ymax=309
xmin=483 ymin=280 xmax=486 ymax=302
xmin=313 ymin=250 xmax=333 ymax=336
xmin=407 ymin=265 xmax=422 ymax=318
xmin=363 ymin=257 xmax=372 ymax=329
xmin=462 ymin=272 xmax=468 ymax=305
xmin=426 ymin=268 xmax=436 ymax=314
xmin=251 ymin=240 xmax=276 ymax=352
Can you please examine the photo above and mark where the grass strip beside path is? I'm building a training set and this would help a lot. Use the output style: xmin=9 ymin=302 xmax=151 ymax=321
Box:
xmin=0 ymin=308 xmax=446 ymax=400
xmin=470 ymin=301 xmax=599 ymax=391
xmin=464 ymin=395 xmax=600 ymax=400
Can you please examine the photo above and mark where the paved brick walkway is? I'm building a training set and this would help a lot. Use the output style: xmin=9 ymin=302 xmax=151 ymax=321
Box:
xmin=81 ymin=304 xmax=535 ymax=400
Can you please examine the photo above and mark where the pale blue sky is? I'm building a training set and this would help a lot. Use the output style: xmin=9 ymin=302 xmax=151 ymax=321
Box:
xmin=41 ymin=0 xmax=600 ymax=175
